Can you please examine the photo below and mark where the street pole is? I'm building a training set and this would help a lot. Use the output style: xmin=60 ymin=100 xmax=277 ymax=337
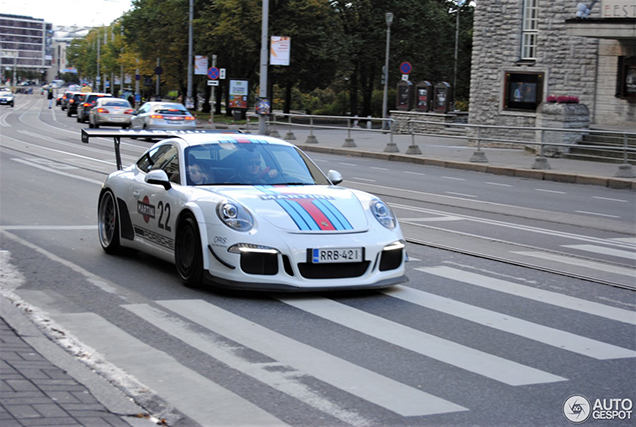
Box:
xmin=186 ymin=0 xmax=193 ymax=108
xmin=382 ymin=12 xmax=393 ymax=131
xmin=211 ymin=54 xmax=217 ymax=125
xmin=135 ymin=58 xmax=139 ymax=107
xmin=453 ymin=1 xmax=461 ymax=103
xmin=156 ymin=58 xmax=160 ymax=99
xmin=120 ymin=23 xmax=124 ymax=98
xmin=258 ymin=0 xmax=269 ymax=135
xmin=97 ymin=32 xmax=100 ymax=92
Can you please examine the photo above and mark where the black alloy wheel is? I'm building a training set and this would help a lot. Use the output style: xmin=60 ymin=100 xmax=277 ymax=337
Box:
xmin=175 ymin=215 xmax=204 ymax=287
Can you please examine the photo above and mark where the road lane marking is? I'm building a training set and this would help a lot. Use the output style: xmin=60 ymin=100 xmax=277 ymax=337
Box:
xmin=536 ymin=189 xmax=567 ymax=194
xmin=575 ymin=211 xmax=621 ymax=219
xmin=562 ymin=244 xmax=636 ymax=260
xmin=445 ymin=192 xmax=477 ymax=198
xmin=383 ymin=286 xmax=636 ymax=360
xmin=486 ymin=182 xmax=513 ymax=187
xmin=158 ymin=299 xmax=467 ymax=417
xmin=52 ymin=312 xmax=288 ymax=427
xmin=593 ymin=196 xmax=629 ymax=203
xmin=514 ymin=251 xmax=635 ymax=278
xmin=11 ymin=158 xmax=104 ymax=185
xmin=278 ymin=297 xmax=566 ymax=386
xmin=442 ymin=176 xmax=466 ymax=181
xmin=417 ymin=266 xmax=636 ymax=325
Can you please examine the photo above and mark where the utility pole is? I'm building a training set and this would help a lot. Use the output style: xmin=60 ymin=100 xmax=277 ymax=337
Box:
xmin=258 ymin=0 xmax=269 ymax=135
xmin=186 ymin=0 xmax=194 ymax=109
xmin=382 ymin=12 xmax=393 ymax=130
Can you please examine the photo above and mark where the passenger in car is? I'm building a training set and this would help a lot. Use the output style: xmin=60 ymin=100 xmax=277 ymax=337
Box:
xmin=187 ymin=160 xmax=213 ymax=185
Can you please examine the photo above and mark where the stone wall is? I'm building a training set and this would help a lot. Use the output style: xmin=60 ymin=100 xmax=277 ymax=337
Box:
xmin=595 ymin=39 xmax=636 ymax=126
xmin=468 ymin=0 xmax=599 ymax=143
xmin=390 ymin=110 xmax=457 ymax=134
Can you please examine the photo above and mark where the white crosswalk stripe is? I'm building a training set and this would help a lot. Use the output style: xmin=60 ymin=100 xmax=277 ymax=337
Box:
xmin=382 ymin=286 xmax=636 ymax=360
xmin=123 ymin=303 xmax=374 ymax=426
xmin=417 ymin=266 xmax=636 ymax=325
xmin=51 ymin=312 xmax=289 ymax=427
xmin=157 ymin=299 xmax=467 ymax=417
xmin=561 ymin=244 xmax=636 ymax=260
xmin=277 ymin=296 xmax=566 ymax=386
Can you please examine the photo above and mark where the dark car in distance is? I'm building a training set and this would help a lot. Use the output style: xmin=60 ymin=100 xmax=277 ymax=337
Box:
xmin=67 ymin=93 xmax=86 ymax=116
xmin=77 ymin=93 xmax=113 ymax=123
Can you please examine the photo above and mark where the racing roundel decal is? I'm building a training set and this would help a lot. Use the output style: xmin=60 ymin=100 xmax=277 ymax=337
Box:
xmin=137 ymin=196 xmax=156 ymax=223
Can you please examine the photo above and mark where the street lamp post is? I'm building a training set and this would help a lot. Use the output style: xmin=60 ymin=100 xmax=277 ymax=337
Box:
xmin=381 ymin=12 xmax=393 ymax=130
xmin=186 ymin=0 xmax=194 ymax=108
xmin=258 ymin=0 xmax=269 ymax=135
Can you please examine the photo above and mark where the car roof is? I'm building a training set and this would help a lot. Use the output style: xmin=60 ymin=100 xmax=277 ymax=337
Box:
xmin=96 ymin=97 xmax=130 ymax=104
xmin=160 ymin=133 xmax=294 ymax=148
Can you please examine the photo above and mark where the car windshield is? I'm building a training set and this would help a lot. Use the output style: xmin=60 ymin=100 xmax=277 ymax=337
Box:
xmin=155 ymin=105 xmax=188 ymax=115
xmin=103 ymin=100 xmax=130 ymax=107
xmin=184 ymin=143 xmax=331 ymax=186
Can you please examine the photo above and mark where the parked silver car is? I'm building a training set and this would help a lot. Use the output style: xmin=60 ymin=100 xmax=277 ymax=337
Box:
xmin=130 ymin=102 xmax=196 ymax=131
xmin=88 ymin=98 xmax=134 ymax=129
xmin=0 ymin=88 xmax=14 ymax=107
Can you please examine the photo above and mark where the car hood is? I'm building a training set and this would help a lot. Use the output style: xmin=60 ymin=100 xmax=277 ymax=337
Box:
xmin=210 ymin=185 xmax=371 ymax=233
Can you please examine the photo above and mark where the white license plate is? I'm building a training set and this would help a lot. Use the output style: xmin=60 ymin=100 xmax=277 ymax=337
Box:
xmin=311 ymin=248 xmax=363 ymax=263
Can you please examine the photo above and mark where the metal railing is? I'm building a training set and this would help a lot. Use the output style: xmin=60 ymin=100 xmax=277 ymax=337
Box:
xmin=240 ymin=112 xmax=635 ymax=178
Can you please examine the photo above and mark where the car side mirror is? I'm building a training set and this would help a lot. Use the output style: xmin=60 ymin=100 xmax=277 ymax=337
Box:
xmin=327 ymin=170 xmax=343 ymax=185
xmin=145 ymin=170 xmax=172 ymax=190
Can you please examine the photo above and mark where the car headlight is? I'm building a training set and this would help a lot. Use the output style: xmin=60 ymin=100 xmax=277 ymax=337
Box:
xmin=370 ymin=199 xmax=396 ymax=229
xmin=217 ymin=201 xmax=253 ymax=231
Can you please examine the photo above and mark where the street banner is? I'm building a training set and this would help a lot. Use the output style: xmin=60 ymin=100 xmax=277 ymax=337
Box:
xmin=194 ymin=55 xmax=208 ymax=75
xmin=270 ymin=36 xmax=291 ymax=66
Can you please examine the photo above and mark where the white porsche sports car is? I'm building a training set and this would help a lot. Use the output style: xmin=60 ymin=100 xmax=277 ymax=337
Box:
xmin=82 ymin=129 xmax=408 ymax=291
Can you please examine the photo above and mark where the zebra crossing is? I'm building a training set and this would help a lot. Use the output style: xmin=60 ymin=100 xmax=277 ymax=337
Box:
xmin=46 ymin=264 xmax=636 ymax=426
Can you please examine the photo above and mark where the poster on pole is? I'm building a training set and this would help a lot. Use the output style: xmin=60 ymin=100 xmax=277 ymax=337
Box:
xmin=270 ymin=36 xmax=291 ymax=66
xmin=194 ymin=55 xmax=208 ymax=75
xmin=229 ymin=79 xmax=249 ymax=109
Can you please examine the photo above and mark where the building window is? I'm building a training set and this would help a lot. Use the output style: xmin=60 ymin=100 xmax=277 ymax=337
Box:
xmin=617 ymin=56 xmax=636 ymax=102
xmin=521 ymin=0 xmax=538 ymax=60
xmin=504 ymin=71 xmax=544 ymax=111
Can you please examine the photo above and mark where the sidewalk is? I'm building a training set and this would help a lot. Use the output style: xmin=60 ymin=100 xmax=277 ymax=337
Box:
xmin=0 ymin=296 xmax=160 ymax=427
xmin=213 ymin=121 xmax=636 ymax=190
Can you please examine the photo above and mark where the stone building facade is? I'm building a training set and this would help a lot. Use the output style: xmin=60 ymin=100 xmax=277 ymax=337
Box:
xmin=468 ymin=0 xmax=635 ymax=146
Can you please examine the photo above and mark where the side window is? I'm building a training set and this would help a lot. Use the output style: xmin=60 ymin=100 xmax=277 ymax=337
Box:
xmin=150 ymin=144 xmax=180 ymax=184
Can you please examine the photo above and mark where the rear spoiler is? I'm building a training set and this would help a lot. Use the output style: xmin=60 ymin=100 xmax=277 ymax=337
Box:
xmin=81 ymin=128 xmax=242 ymax=170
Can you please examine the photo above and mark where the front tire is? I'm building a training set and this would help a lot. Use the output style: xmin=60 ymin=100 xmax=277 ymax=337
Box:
xmin=175 ymin=215 xmax=204 ymax=287
xmin=98 ymin=190 xmax=121 ymax=254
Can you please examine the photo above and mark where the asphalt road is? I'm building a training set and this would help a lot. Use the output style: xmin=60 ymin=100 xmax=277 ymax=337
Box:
xmin=1 ymin=94 xmax=635 ymax=426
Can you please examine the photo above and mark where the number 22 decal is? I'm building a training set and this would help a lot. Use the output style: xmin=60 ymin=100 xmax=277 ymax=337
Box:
xmin=157 ymin=201 xmax=171 ymax=231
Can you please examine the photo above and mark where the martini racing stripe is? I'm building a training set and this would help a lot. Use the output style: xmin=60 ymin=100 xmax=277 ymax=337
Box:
xmin=259 ymin=187 xmax=353 ymax=231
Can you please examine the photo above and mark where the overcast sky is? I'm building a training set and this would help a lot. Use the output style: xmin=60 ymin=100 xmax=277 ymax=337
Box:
xmin=1 ymin=0 xmax=133 ymax=27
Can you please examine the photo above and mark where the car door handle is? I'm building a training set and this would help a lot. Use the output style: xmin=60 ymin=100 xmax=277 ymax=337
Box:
xmin=133 ymin=190 xmax=141 ymax=199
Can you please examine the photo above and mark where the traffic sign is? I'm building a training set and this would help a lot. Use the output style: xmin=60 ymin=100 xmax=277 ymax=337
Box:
xmin=155 ymin=66 xmax=163 ymax=75
xmin=208 ymin=67 xmax=220 ymax=80
xmin=400 ymin=62 xmax=412 ymax=75
xmin=207 ymin=80 xmax=219 ymax=86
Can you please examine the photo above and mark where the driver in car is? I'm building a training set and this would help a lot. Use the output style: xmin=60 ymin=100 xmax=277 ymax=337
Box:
xmin=231 ymin=151 xmax=278 ymax=184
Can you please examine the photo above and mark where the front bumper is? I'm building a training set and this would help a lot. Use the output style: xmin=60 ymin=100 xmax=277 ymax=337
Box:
xmin=203 ymin=230 xmax=408 ymax=291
